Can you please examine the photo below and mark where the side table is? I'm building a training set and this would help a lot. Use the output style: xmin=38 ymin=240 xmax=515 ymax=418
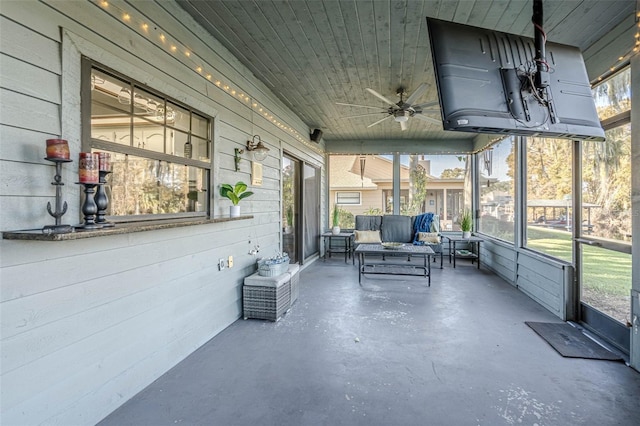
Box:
xmin=444 ymin=235 xmax=484 ymax=269
xmin=321 ymin=231 xmax=354 ymax=264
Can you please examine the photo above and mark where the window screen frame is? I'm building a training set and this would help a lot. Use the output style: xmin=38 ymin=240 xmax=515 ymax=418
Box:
xmin=81 ymin=58 xmax=213 ymax=222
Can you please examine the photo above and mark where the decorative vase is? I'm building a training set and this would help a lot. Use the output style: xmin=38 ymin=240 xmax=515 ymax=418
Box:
xmin=230 ymin=205 xmax=240 ymax=217
xmin=331 ymin=226 xmax=341 ymax=235
xmin=462 ymin=231 xmax=471 ymax=239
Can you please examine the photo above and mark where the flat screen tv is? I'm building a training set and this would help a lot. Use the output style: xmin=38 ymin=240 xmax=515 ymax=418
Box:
xmin=426 ymin=18 xmax=605 ymax=141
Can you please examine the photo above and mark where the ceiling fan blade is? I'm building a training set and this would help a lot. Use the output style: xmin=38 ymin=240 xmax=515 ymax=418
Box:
xmin=412 ymin=100 xmax=439 ymax=109
xmin=404 ymin=83 xmax=428 ymax=106
xmin=336 ymin=102 xmax=385 ymax=110
xmin=365 ymin=88 xmax=396 ymax=106
xmin=400 ymin=120 xmax=408 ymax=131
xmin=342 ymin=112 xmax=389 ymax=119
xmin=414 ymin=114 xmax=442 ymax=125
xmin=367 ymin=114 xmax=393 ymax=128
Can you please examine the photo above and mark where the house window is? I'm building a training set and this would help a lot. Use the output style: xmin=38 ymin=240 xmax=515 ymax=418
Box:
xmin=336 ymin=192 xmax=361 ymax=205
xmin=84 ymin=61 xmax=212 ymax=220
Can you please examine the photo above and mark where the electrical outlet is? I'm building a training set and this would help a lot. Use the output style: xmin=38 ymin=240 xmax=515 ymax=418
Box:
xmin=218 ymin=258 xmax=226 ymax=271
xmin=228 ymin=255 xmax=234 ymax=268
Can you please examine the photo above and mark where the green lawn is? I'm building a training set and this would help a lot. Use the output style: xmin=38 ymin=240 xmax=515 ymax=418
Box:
xmin=526 ymin=226 xmax=632 ymax=298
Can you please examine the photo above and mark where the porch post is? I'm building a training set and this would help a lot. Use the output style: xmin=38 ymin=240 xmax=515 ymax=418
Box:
xmin=630 ymin=52 xmax=640 ymax=372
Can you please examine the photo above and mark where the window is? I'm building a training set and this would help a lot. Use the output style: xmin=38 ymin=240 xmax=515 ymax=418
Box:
xmin=85 ymin=61 xmax=212 ymax=221
xmin=524 ymin=137 xmax=573 ymax=262
xmin=580 ymin=67 xmax=632 ymax=324
xmin=336 ymin=192 xmax=361 ymax=205
xmin=478 ymin=137 xmax=515 ymax=242
xmin=405 ymin=154 xmax=471 ymax=231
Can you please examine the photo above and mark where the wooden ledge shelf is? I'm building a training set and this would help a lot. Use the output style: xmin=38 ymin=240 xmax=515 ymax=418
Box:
xmin=1 ymin=215 xmax=254 ymax=241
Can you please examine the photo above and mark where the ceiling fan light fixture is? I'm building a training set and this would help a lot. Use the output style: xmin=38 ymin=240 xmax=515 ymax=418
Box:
xmin=394 ymin=114 xmax=409 ymax=123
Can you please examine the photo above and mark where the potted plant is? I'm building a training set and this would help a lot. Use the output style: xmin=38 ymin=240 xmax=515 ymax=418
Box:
xmin=331 ymin=205 xmax=341 ymax=235
xmin=220 ymin=181 xmax=253 ymax=217
xmin=285 ymin=205 xmax=293 ymax=233
xmin=460 ymin=209 xmax=472 ymax=239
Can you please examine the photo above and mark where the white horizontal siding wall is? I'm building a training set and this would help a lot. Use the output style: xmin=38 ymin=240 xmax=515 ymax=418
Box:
xmin=479 ymin=239 xmax=516 ymax=285
xmin=480 ymin=238 xmax=573 ymax=320
xmin=516 ymin=251 xmax=573 ymax=320
xmin=0 ymin=1 xmax=323 ymax=425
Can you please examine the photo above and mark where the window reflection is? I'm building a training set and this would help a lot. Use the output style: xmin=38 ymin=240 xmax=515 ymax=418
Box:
xmin=525 ymin=137 xmax=573 ymax=262
xmin=478 ymin=137 xmax=515 ymax=242
xmin=103 ymin=151 xmax=207 ymax=217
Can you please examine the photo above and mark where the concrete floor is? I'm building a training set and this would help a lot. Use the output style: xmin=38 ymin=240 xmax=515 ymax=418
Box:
xmin=99 ymin=258 xmax=640 ymax=426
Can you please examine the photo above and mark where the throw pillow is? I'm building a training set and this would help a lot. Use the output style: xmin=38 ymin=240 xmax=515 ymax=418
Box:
xmin=418 ymin=232 xmax=440 ymax=244
xmin=354 ymin=230 xmax=382 ymax=243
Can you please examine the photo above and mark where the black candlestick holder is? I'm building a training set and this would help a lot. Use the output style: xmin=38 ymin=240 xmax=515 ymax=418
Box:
xmin=76 ymin=182 xmax=101 ymax=229
xmin=94 ymin=170 xmax=114 ymax=227
xmin=43 ymin=157 xmax=73 ymax=234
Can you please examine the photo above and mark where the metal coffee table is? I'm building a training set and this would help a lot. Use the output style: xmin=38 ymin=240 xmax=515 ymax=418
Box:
xmin=355 ymin=243 xmax=435 ymax=286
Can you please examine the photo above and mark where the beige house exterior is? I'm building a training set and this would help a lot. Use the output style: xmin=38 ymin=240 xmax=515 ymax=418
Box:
xmin=329 ymin=155 xmax=466 ymax=230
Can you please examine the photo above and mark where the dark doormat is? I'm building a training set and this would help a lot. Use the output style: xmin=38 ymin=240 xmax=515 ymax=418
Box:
xmin=525 ymin=321 xmax=624 ymax=362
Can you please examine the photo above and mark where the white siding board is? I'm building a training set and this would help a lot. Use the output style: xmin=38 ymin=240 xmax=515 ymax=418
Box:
xmin=0 ymin=0 xmax=63 ymax=42
xmin=517 ymin=263 xmax=562 ymax=298
xmin=517 ymin=252 xmax=567 ymax=283
xmin=0 ymin=195 xmax=67 ymax=233
xmin=3 ymin=278 xmax=241 ymax=425
xmin=44 ymin=298 xmax=241 ymax=426
xmin=2 ymin=272 xmax=243 ymax=407
xmin=0 ymin=54 xmax=60 ymax=104
xmin=0 ymin=160 xmax=64 ymax=197
xmin=0 ymin=125 xmax=64 ymax=164
xmin=1 ymin=252 xmax=240 ymax=375
xmin=1 ymin=220 xmax=261 ymax=301
xmin=0 ymin=16 xmax=61 ymax=72
xmin=0 ymin=89 xmax=61 ymax=135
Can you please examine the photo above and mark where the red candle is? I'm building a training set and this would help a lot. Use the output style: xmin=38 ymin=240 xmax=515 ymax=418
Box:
xmin=46 ymin=139 xmax=70 ymax=160
xmin=78 ymin=153 xmax=99 ymax=183
xmin=97 ymin=152 xmax=111 ymax=171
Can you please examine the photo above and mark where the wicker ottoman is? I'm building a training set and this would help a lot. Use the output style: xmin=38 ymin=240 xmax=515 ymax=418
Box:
xmin=243 ymin=271 xmax=291 ymax=321
xmin=287 ymin=263 xmax=300 ymax=305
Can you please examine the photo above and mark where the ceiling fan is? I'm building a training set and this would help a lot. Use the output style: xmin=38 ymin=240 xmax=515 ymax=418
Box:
xmin=336 ymin=83 xmax=441 ymax=131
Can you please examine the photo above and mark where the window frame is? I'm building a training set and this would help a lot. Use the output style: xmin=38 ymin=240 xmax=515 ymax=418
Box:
xmin=81 ymin=58 xmax=213 ymax=222
xmin=335 ymin=191 xmax=362 ymax=205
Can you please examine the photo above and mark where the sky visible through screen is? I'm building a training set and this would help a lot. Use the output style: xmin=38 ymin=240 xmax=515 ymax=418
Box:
xmin=387 ymin=139 xmax=513 ymax=182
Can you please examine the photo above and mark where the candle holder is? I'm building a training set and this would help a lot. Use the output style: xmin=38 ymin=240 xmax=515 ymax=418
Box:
xmin=76 ymin=182 xmax=101 ymax=229
xmin=94 ymin=170 xmax=114 ymax=227
xmin=43 ymin=157 xmax=73 ymax=234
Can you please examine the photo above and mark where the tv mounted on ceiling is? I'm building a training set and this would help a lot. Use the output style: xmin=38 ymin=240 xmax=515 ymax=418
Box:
xmin=426 ymin=18 xmax=605 ymax=141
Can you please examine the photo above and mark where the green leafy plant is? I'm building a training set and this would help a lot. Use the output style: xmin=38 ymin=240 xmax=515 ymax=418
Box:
xmin=460 ymin=209 xmax=473 ymax=232
xmin=286 ymin=205 xmax=293 ymax=226
xmin=332 ymin=205 xmax=340 ymax=227
xmin=220 ymin=181 xmax=253 ymax=205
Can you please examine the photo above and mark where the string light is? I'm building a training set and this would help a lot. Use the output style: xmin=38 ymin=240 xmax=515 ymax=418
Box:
xmin=590 ymin=8 xmax=640 ymax=84
xmin=89 ymin=0 xmax=318 ymax=148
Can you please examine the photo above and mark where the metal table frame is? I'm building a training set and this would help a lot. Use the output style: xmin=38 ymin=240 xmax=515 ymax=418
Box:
xmin=443 ymin=235 xmax=484 ymax=269
xmin=321 ymin=232 xmax=354 ymax=264
xmin=355 ymin=243 xmax=434 ymax=286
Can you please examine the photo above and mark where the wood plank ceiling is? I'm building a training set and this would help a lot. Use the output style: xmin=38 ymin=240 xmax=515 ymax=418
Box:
xmin=176 ymin=0 xmax=635 ymax=147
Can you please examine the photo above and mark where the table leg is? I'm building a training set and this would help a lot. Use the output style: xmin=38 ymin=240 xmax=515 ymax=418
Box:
xmin=344 ymin=236 xmax=348 ymax=264
xmin=477 ymin=241 xmax=480 ymax=269
xmin=453 ymin=241 xmax=456 ymax=268
xmin=351 ymin=237 xmax=355 ymax=265
xmin=358 ymin=252 xmax=363 ymax=285
xmin=427 ymin=254 xmax=431 ymax=286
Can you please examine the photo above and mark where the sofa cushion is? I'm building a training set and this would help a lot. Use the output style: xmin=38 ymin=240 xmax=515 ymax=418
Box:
xmin=380 ymin=215 xmax=413 ymax=243
xmin=355 ymin=215 xmax=382 ymax=231
xmin=417 ymin=232 xmax=441 ymax=243
xmin=354 ymin=230 xmax=382 ymax=243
